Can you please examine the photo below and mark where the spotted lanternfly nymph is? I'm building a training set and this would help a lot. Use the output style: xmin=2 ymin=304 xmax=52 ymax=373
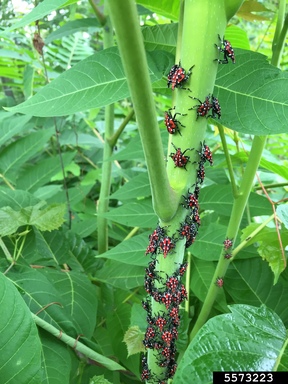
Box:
xmin=210 ymin=95 xmax=221 ymax=119
xmin=169 ymin=143 xmax=192 ymax=170
xmin=215 ymin=277 xmax=224 ymax=287
xmin=164 ymin=107 xmax=186 ymax=135
xmin=189 ymin=94 xmax=212 ymax=120
xmin=167 ymin=63 xmax=194 ymax=90
xmin=182 ymin=189 xmax=199 ymax=210
xmin=215 ymin=34 xmax=235 ymax=64
xmin=159 ymin=236 xmax=176 ymax=258
xmin=223 ymin=237 xmax=233 ymax=250
xmin=199 ymin=142 xmax=213 ymax=166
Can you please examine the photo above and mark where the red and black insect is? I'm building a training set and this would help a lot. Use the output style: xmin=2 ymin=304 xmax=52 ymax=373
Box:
xmin=169 ymin=143 xmax=192 ymax=170
xmin=161 ymin=291 xmax=173 ymax=309
xmin=165 ymin=276 xmax=179 ymax=293
xmin=161 ymin=330 xmax=173 ymax=346
xmin=199 ymin=142 xmax=213 ymax=166
xmin=177 ymin=217 xmax=198 ymax=248
xmin=174 ymin=262 xmax=188 ymax=278
xmin=189 ymin=94 xmax=212 ymax=119
xmin=145 ymin=225 xmax=166 ymax=256
xmin=215 ymin=34 xmax=235 ymax=64
xmin=141 ymin=364 xmax=152 ymax=381
xmin=193 ymin=183 xmax=201 ymax=199
xmin=167 ymin=64 xmax=180 ymax=85
xmin=191 ymin=209 xmax=201 ymax=226
xmin=223 ymin=237 xmax=233 ymax=250
xmin=197 ymin=161 xmax=206 ymax=184
xmin=182 ymin=190 xmax=199 ymax=210
xmin=159 ymin=236 xmax=176 ymax=258
xmin=167 ymin=63 xmax=194 ymax=90
xmin=155 ymin=316 xmax=167 ymax=333
xmin=215 ymin=277 xmax=224 ymax=287
xmin=210 ymin=95 xmax=221 ymax=119
xmin=224 ymin=253 xmax=232 ymax=259
xmin=164 ymin=108 xmax=186 ymax=135
xmin=166 ymin=361 xmax=178 ymax=379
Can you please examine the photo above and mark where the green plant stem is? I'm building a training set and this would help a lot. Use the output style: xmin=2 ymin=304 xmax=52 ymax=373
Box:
xmin=218 ymin=124 xmax=238 ymax=198
xmin=107 ymin=0 xmax=177 ymax=221
xmin=190 ymin=135 xmax=267 ymax=341
xmin=108 ymin=109 xmax=134 ymax=147
xmin=31 ymin=313 xmax=124 ymax=371
xmin=97 ymin=1 xmax=115 ymax=254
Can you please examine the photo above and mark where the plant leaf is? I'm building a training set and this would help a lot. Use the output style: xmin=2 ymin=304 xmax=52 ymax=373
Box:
xmin=174 ymin=304 xmax=287 ymax=383
xmin=98 ymin=198 xmax=157 ymax=228
xmin=4 ymin=0 xmax=71 ymax=31
xmin=214 ymin=50 xmax=288 ymax=135
xmin=0 ymin=128 xmax=54 ymax=181
xmin=6 ymin=48 xmax=170 ymax=117
xmin=96 ymin=231 xmax=150 ymax=266
xmin=226 ymin=258 xmax=288 ymax=325
xmin=45 ymin=18 xmax=101 ymax=44
xmin=39 ymin=328 xmax=71 ymax=384
xmin=0 ymin=272 xmax=42 ymax=383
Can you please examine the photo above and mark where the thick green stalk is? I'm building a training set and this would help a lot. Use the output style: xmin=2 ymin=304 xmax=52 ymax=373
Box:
xmin=190 ymin=136 xmax=267 ymax=340
xmin=32 ymin=313 xmax=124 ymax=371
xmin=190 ymin=0 xmax=287 ymax=342
xmin=97 ymin=1 xmax=114 ymax=254
xmin=107 ymin=0 xmax=177 ymax=221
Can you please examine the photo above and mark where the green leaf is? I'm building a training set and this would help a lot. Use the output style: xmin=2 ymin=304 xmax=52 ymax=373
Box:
xmin=136 ymin=0 xmax=179 ymax=20
xmin=226 ymin=258 xmax=288 ymax=324
xmin=142 ymin=23 xmax=177 ymax=53
xmin=6 ymin=48 xmax=170 ymax=117
xmin=190 ymin=258 xmax=227 ymax=311
xmin=39 ymin=328 xmax=71 ymax=384
xmin=174 ymin=304 xmax=287 ymax=383
xmin=45 ymin=18 xmax=101 ymax=44
xmin=200 ymin=185 xmax=271 ymax=217
xmin=8 ymin=267 xmax=97 ymax=337
xmin=0 ymin=272 xmax=42 ymax=383
xmin=0 ymin=113 xmax=32 ymax=146
xmin=0 ymin=128 xmax=54 ymax=181
xmin=96 ymin=232 xmax=149 ymax=266
xmin=89 ymin=375 xmax=113 ymax=384
xmin=191 ymin=222 xmax=227 ymax=260
xmin=277 ymin=205 xmax=288 ymax=229
xmin=110 ymin=172 xmax=151 ymax=200
xmin=16 ymin=152 xmax=77 ymax=192
xmin=94 ymin=260 xmax=144 ymax=290
xmin=123 ymin=326 xmax=144 ymax=357
xmin=98 ymin=198 xmax=157 ymax=228
xmin=5 ymin=0 xmax=70 ymax=31
xmin=215 ymin=50 xmax=288 ymax=135
xmin=40 ymin=269 xmax=98 ymax=338
xmin=240 ymin=223 xmax=287 ymax=284
xmin=23 ymin=65 xmax=34 ymax=100
xmin=0 ymin=202 xmax=66 ymax=236
xmin=0 ymin=189 xmax=40 ymax=210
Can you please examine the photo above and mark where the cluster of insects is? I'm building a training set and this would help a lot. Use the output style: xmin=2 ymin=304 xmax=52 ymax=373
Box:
xmin=142 ymin=260 xmax=188 ymax=382
xmin=142 ymin=35 xmax=235 ymax=383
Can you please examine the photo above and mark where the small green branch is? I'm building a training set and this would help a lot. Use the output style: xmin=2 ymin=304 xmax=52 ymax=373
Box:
xmin=97 ymin=0 xmax=115 ymax=254
xmin=218 ymin=124 xmax=238 ymax=198
xmin=108 ymin=109 xmax=135 ymax=148
xmin=32 ymin=313 xmax=124 ymax=371
xmin=107 ymin=0 xmax=178 ymax=221
xmin=88 ymin=0 xmax=107 ymax=26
